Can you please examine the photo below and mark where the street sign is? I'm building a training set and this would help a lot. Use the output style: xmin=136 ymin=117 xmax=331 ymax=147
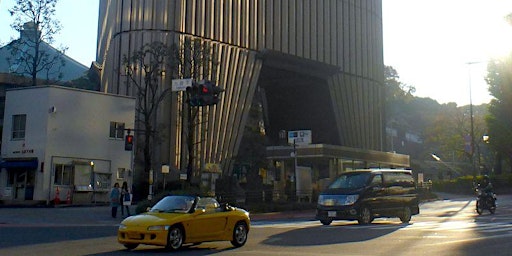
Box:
xmin=172 ymin=78 xmax=193 ymax=92
xmin=288 ymin=130 xmax=312 ymax=145
xmin=205 ymin=163 xmax=222 ymax=173
xmin=161 ymin=165 xmax=169 ymax=174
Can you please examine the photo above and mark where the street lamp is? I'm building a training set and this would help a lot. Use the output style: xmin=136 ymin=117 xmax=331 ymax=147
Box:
xmin=431 ymin=153 xmax=461 ymax=177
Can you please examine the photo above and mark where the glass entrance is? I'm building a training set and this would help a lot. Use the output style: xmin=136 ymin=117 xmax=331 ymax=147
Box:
xmin=10 ymin=169 xmax=35 ymax=200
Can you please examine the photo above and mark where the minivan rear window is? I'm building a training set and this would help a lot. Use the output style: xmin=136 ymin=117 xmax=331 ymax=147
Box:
xmin=328 ymin=173 xmax=371 ymax=189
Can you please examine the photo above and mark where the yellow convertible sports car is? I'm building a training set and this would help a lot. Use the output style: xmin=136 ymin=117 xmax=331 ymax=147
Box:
xmin=118 ymin=195 xmax=250 ymax=250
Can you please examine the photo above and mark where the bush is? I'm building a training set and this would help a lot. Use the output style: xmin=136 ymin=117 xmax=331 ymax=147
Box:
xmin=432 ymin=174 xmax=512 ymax=195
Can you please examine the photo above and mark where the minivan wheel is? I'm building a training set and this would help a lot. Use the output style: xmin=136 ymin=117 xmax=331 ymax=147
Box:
xmin=320 ymin=219 xmax=332 ymax=225
xmin=358 ymin=207 xmax=373 ymax=225
xmin=400 ymin=206 xmax=412 ymax=223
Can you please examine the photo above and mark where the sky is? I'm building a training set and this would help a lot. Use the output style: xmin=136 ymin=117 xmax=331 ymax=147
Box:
xmin=1 ymin=0 xmax=512 ymax=106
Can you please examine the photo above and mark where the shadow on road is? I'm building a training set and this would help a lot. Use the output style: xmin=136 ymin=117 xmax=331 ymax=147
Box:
xmin=85 ymin=244 xmax=239 ymax=256
xmin=261 ymin=221 xmax=408 ymax=246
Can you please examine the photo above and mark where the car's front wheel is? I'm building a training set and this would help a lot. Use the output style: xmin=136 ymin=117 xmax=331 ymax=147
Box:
xmin=358 ymin=207 xmax=373 ymax=225
xmin=166 ymin=226 xmax=184 ymax=250
xmin=320 ymin=219 xmax=332 ymax=225
xmin=399 ymin=206 xmax=412 ymax=223
xmin=231 ymin=221 xmax=248 ymax=247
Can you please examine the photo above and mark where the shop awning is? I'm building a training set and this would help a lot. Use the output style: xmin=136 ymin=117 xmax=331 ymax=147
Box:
xmin=0 ymin=158 xmax=39 ymax=169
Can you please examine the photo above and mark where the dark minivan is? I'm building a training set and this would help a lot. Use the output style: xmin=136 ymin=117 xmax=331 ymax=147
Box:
xmin=316 ymin=169 xmax=419 ymax=225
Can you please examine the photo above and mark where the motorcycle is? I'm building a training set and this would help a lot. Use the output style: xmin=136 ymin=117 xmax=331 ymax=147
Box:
xmin=474 ymin=184 xmax=497 ymax=215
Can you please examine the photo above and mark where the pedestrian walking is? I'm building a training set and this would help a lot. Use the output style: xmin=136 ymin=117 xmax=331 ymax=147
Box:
xmin=120 ymin=181 xmax=132 ymax=217
xmin=110 ymin=182 xmax=120 ymax=218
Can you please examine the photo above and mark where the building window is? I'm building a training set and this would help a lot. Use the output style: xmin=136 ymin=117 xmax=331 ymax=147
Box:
xmin=117 ymin=168 xmax=126 ymax=179
xmin=109 ymin=122 xmax=125 ymax=139
xmin=12 ymin=114 xmax=26 ymax=140
xmin=54 ymin=164 xmax=73 ymax=185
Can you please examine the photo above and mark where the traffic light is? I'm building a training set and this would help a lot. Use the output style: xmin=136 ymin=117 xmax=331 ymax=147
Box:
xmin=201 ymin=81 xmax=214 ymax=105
xmin=124 ymin=134 xmax=134 ymax=151
xmin=186 ymin=80 xmax=224 ymax=106
xmin=211 ymin=84 xmax=224 ymax=105
xmin=186 ymin=83 xmax=203 ymax=106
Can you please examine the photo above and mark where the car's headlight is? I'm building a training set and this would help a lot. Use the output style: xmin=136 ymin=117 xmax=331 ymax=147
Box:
xmin=318 ymin=195 xmax=327 ymax=205
xmin=318 ymin=195 xmax=359 ymax=206
xmin=147 ymin=225 xmax=169 ymax=231
xmin=344 ymin=195 xmax=359 ymax=205
xmin=118 ymin=224 xmax=127 ymax=230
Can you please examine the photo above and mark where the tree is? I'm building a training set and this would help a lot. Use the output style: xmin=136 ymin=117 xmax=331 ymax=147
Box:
xmin=123 ymin=41 xmax=177 ymax=178
xmin=7 ymin=0 xmax=67 ymax=86
xmin=384 ymin=66 xmax=418 ymax=153
xmin=123 ymin=39 xmax=217 ymax=187
xmin=485 ymin=52 xmax=512 ymax=174
xmin=384 ymin=65 xmax=490 ymax=176
xmin=384 ymin=66 xmax=416 ymax=103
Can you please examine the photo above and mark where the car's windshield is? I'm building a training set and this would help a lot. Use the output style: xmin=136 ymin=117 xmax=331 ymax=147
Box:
xmin=328 ymin=173 xmax=371 ymax=189
xmin=149 ymin=195 xmax=195 ymax=213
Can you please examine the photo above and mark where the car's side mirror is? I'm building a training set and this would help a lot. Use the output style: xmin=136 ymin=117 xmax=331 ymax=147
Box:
xmin=146 ymin=207 xmax=151 ymax=212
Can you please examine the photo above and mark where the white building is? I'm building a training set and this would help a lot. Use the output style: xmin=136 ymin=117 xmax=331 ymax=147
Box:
xmin=0 ymin=85 xmax=135 ymax=205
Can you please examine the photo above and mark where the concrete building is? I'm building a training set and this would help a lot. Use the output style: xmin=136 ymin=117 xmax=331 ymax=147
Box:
xmin=0 ymin=85 xmax=135 ymax=204
xmin=0 ymin=22 xmax=91 ymax=133
xmin=95 ymin=1 xmax=408 ymax=187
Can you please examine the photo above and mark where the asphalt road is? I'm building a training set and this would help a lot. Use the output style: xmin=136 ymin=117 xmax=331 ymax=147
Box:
xmin=1 ymin=193 xmax=512 ymax=256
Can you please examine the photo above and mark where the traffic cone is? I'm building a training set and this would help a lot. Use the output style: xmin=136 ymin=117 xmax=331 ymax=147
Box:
xmin=54 ymin=187 xmax=60 ymax=205
xmin=66 ymin=190 xmax=71 ymax=204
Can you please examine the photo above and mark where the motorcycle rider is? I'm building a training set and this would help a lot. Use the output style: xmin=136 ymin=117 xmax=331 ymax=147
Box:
xmin=480 ymin=175 xmax=495 ymax=206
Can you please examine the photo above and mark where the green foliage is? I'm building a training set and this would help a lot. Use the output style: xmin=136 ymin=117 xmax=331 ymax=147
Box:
xmin=432 ymin=175 xmax=476 ymax=194
xmin=384 ymin=66 xmax=416 ymax=103
xmin=232 ymin=87 xmax=270 ymax=177
xmin=432 ymin=174 xmax=512 ymax=194
xmin=385 ymin=65 xmax=490 ymax=164
xmin=485 ymin=53 xmax=512 ymax=173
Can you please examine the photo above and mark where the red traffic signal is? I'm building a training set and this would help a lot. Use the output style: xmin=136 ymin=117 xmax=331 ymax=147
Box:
xmin=125 ymin=135 xmax=134 ymax=151
xmin=186 ymin=80 xmax=224 ymax=106
xmin=201 ymin=84 xmax=209 ymax=94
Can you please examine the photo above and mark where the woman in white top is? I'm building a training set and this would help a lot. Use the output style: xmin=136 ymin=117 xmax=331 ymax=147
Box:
xmin=120 ymin=181 xmax=132 ymax=217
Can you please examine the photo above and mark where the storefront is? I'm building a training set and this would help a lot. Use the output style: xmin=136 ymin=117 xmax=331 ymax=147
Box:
xmin=0 ymin=158 xmax=38 ymax=201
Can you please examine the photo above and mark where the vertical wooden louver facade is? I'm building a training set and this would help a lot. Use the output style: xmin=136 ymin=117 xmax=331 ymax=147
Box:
xmin=97 ymin=0 xmax=384 ymax=174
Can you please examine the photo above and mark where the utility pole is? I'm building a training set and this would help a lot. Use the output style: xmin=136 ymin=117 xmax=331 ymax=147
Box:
xmin=467 ymin=61 xmax=481 ymax=176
